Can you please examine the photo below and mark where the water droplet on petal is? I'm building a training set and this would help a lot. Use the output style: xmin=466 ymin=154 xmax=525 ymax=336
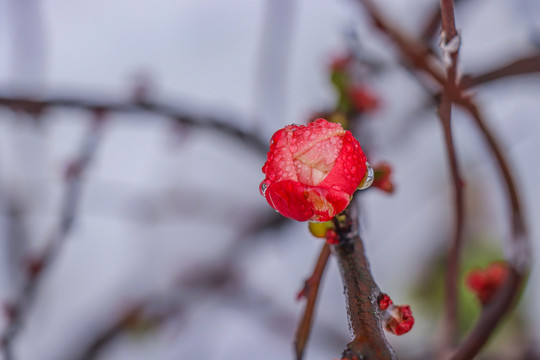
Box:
xmin=260 ymin=181 xmax=270 ymax=196
xmin=358 ymin=162 xmax=374 ymax=190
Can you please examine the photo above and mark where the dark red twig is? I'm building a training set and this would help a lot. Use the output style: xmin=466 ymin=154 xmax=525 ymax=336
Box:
xmin=462 ymin=54 xmax=540 ymax=88
xmin=438 ymin=0 xmax=465 ymax=350
xmin=294 ymin=243 xmax=331 ymax=360
xmin=419 ymin=0 xmax=465 ymax=44
xmin=438 ymin=92 xmax=465 ymax=349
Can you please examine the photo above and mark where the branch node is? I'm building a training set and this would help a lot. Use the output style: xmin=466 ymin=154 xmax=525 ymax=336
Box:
xmin=439 ymin=30 xmax=461 ymax=68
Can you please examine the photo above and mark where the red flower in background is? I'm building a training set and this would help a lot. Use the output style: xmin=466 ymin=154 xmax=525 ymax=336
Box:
xmin=330 ymin=53 xmax=354 ymax=73
xmin=260 ymin=119 xmax=367 ymax=222
xmin=372 ymin=162 xmax=395 ymax=194
xmin=466 ymin=262 xmax=509 ymax=305
xmin=348 ymin=85 xmax=379 ymax=113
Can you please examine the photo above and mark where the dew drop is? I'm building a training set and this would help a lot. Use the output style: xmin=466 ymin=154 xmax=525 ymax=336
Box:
xmin=358 ymin=162 xmax=374 ymax=190
xmin=260 ymin=181 xmax=270 ymax=196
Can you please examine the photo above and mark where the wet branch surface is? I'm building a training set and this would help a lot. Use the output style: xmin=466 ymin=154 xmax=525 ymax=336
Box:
xmin=332 ymin=201 xmax=396 ymax=360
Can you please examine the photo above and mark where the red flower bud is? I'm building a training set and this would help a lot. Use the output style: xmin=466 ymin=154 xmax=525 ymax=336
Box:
xmin=260 ymin=119 xmax=367 ymax=222
xmin=372 ymin=162 xmax=395 ymax=194
xmin=330 ymin=53 xmax=354 ymax=73
xmin=325 ymin=229 xmax=339 ymax=245
xmin=466 ymin=262 xmax=508 ymax=306
xmin=348 ymin=85 xmax=379 ymax=113
xmin=378 ymin=294 xmax=393 ymax=311
xmin=385 ymin=305 xmax=414 ymax=335
xmin=378 ymin=293 xmax=414 ymax=336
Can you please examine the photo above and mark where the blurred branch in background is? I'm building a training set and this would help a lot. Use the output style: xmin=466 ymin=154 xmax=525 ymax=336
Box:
xmin=462 ymin=53 xmax=540 ymax=88
xmin=0 ymin=92 xmax=267 ymax=155
xmin=294 ymin=243 xmax=331 ymax=360
xmin=1 ymin=111 xmax=106 ymax=359
xmin=352 ymin=0 xmax=532 ymax=358
xmin=437 ymin=0 xmax=465 ymax=351
xmin=63 ymin=213 xmax=346 ymax=360
xmin=0 ymin=1 xmax=538 ymax=359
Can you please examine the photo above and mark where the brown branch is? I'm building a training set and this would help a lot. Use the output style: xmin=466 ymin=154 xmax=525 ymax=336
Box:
xmin=332 ymin=201 xmax=396 ymax=360
xmin=1 ymin=112 xmax=106 ymax=359
xmin=0 ymin=92 xmax=267 ymax=155
xmin=438 ymin=0 xmax=466 ymax=350
xmin=354 ymin=0 xmax=447 ymax=87
xmin=294 ymin=243 xmax=331 ymax=360
xmin=437 ymin=92 xmax=465 ymax=349
xmin=462 ymin=54 xmax=540 ymax=88
xmin=440 ymin=0 xmax=458 ymax=41
xmin=420 ymin=0 xmax=465 ymax=44
xmin=449 ymin=101 xmax=530 ymax=360
xmin=352 ymin=0 xmax=530 ymax=358
xmin=420 ymin=6 xmax=444 ymax=44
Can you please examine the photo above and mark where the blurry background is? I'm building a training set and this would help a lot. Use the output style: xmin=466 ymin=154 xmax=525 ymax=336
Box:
xmin=0 ymin=0 xmax=539 ymax=359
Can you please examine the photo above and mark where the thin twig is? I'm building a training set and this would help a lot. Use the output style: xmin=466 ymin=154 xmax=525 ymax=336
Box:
xmin=354 ymin=0 xmax=447 ymax=86
xmin=420 ymin=0 xmax=465 ymax=44
xmin=294 ymin=243 xmax=331 ymax=360
xmin=462 ymin=54 xmax=540 ymax=88
xmin=352 ymin=0 xmax=530 ymax=358
xmin=1 ymin=112 xmax=106 ymax=359
xmin=438 ymin=0 xmax=465 ymax=350
xmin=450 ymin=101 xmax=530 ymax=360
xmin=332 ymin=201 xmax=396 ymax=360
xmin=420 ymin=6 xmax=444 ymax=44
xmin=0 ymin=93 xmax=267 ymax=155
xmin=437 ymin=92 xmax=465 ymax=349
xmin=67 ymin=210 xmax=290 ymax=360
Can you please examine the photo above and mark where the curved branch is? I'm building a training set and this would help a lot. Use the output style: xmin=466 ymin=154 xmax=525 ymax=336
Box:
xmin=438 ymin=0 xmax=466 ymax=349
xmin=1 ymin=113 xmax=106 ymax=359
xmin=294 ymin=243 xmax=331 ymax=360
xmin=450 ymin=101 xmax=530 ymax=360
xmin=0 ymin=93 xmax=267 ymax=155
xmin=351 ymin=1 xmax=530 ymax=358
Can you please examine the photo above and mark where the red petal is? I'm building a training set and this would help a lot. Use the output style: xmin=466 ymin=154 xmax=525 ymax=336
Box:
xmin=262 ymin=127 xmax=298 ymax=183
xmin=319 ymin=131 xmax=367 ymax=195
xmin=265 ymin=180 xmax=350 ymax=222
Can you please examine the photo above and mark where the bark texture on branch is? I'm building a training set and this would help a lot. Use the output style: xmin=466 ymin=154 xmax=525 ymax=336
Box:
xmin=333 ymin=201 xmax=396 ymax=360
